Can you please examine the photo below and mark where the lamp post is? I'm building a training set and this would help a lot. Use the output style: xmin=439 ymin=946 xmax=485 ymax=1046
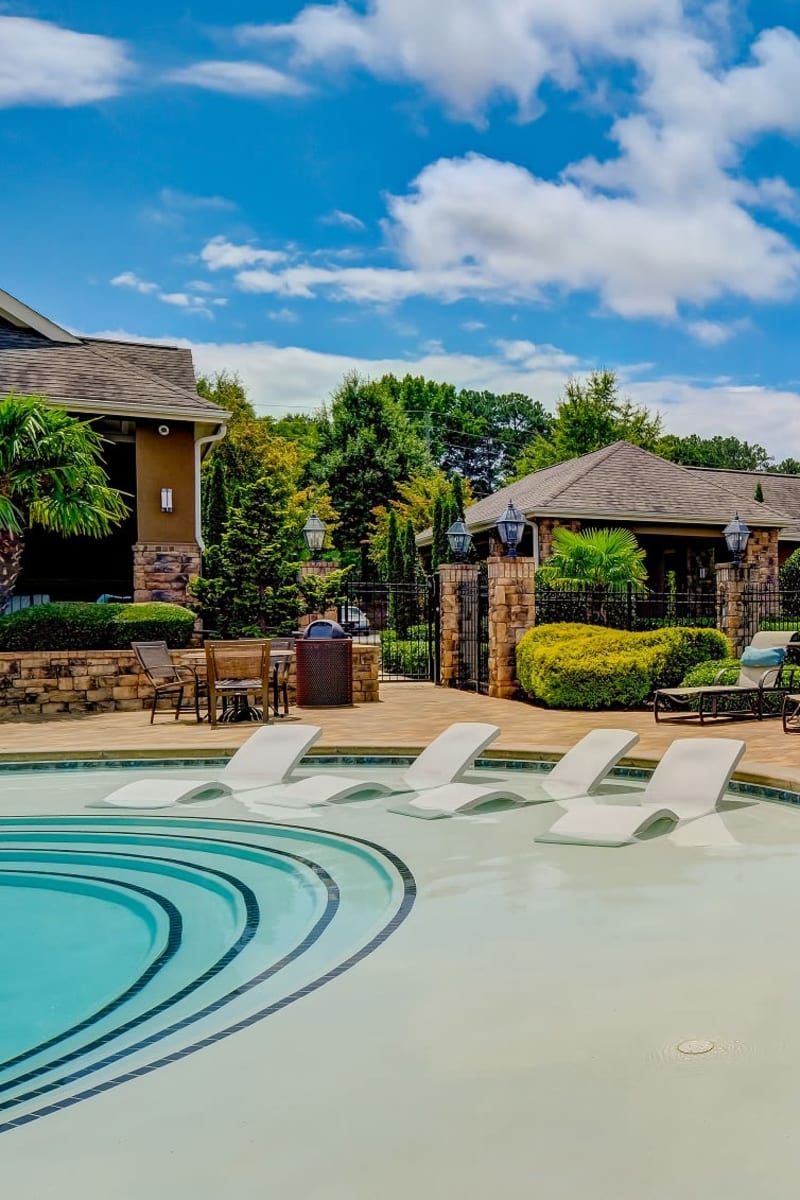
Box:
xmin=495 ymin=502 xmax=526 ymax=558
xmin=723 ymin=512 xmax=750 ymax=567
xmin=446 ymin=518 xmax=473 ymax=563
xmin=302 ymin=512 xmax=327 ymax=561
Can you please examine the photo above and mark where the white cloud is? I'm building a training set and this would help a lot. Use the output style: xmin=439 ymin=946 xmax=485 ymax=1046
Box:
xmin=158 ymin=188 xmax=237 ymax=212
xmin=0 ymin=16 xmax=133 ymax=107
xmin=166 ymin=60 xmax=308 ymax=98
xmin=241 ymin=0 xmax=678 ymax=122
xmin=201 ymin=236 xmax=288 ymax=271
xmin=160 ymin=292 xmax=212 ymax=316
xmin=686 ymin=319 xmax=750 ymax=346
xmin=267 ymin=308 xmax=300 ymax=322
xmin=85 ymin=327 xmax=800 ymax=459
xmin=462 ymin=320 xmax=486 ymax=332
xmin=111 ymin=271 xmax=159 ymax=295
xmin=321 ymin=209 xmax=366 ymax=230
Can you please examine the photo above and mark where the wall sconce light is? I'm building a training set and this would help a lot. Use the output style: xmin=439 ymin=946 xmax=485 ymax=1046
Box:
xmin=160 ymin=487 xmax=173 ymax=513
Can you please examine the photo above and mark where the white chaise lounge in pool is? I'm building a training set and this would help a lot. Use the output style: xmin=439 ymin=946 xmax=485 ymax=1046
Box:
xmin=239 ymin=722 xmax=500 ymax=809
xmin=99 ymin=725 xmax=323 ymax=809
xmin=535 ymin=737 xmax=746 ymax=846
xmin=389 ymin=727 xmax=641 ymax=819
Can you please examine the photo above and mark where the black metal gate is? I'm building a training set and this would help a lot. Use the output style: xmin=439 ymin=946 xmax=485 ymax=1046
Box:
xmin=741 ymin=584 xmax=800 ymax=644
xmin=341 ymin=577 xmax=439 ymax=682
xmin=456 ymin=567 xmax=489 ymax=692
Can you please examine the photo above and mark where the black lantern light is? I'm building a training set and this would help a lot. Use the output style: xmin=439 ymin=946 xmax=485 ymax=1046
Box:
xmin=302 ymin=512 xmax=327 ymax=561
xmin=496 ymin=501 xmax=526 ymax=558
xmin=723 ymin=512 xmax=750 ymax=566
xmin=446 ymin=518 xmax=473 ymax=562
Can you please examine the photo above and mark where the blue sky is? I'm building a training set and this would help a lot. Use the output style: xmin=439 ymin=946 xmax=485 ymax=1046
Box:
xmin=3 ymin=1 xmax=800 ymax=455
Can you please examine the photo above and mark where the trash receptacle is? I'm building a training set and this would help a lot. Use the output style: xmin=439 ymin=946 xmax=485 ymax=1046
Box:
xmin=296 ymin=626 xmax=353 ymax=706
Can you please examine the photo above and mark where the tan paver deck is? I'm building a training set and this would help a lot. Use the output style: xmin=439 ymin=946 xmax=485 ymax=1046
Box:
xmin=2 ymin=683 xmax=800 ymax=790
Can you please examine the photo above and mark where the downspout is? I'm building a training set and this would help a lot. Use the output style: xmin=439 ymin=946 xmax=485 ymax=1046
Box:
xmin=194 ymin=424 xmax=227 ymax=550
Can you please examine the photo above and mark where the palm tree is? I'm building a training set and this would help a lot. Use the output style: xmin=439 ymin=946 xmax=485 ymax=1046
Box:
xmin=0 ymin=394 xmax=129 ymax=611
xmin=536 ymin=527 xmax=647 ymax=623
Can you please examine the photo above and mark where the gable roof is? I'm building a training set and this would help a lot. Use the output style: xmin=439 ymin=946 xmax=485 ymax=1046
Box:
xmin=0 ymin=288 xmax=228 ymax=423
xmin=455 ymin=441 xmax=789 ymax=534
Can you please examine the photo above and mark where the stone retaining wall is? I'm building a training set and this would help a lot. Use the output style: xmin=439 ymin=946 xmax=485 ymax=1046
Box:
xmin=0 ymin=644 xmax=379 ymax=718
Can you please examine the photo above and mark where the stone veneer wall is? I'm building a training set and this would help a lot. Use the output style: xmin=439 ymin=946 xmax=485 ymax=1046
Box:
xmin=0 ymin=644 xmax=379 ymax=717
xmin=487 ymin=556 xmax=535 ymax=699
xmin=133 ymin=542 xmax=202 ymax=605
xmin=536 ymin=518 xmax=582 ymax=562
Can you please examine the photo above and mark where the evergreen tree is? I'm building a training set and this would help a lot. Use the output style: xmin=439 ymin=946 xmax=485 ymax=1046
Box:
xmin=403 ymin=518 xmax=418 ymax=581
xmin=386 ymin=509 xmax=403 ymax=581
xmin=201 ymin=453 xmax=229 ymax=549
xmin=431 ymin=494 xmax=445 ymax=571
xmin=452 ymin=472 xmax=466 ymax=519
xmin=190 ymin=473 xmax=301 ymax=637
xmin=754 ymin=481 xmax=765 ymax=503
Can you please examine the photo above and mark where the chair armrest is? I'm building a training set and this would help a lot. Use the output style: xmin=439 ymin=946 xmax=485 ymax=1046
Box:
xmin=757 ymin=667 xmax=783 ymax=688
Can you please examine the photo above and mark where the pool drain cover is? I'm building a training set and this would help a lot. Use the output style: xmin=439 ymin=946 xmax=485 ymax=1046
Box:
xmin=677 ymin=1038 xmax=715 ymax=1055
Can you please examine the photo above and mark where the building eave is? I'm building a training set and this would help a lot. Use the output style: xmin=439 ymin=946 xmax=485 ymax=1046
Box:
xmin=43 ymin=394 xmax=232 ymax=424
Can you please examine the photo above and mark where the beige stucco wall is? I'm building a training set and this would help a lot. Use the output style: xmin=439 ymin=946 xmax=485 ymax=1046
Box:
xmin=135 ymin=421 xmax=196 ymax=543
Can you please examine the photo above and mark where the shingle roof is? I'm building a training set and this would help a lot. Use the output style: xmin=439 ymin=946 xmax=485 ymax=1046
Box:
xmin=688 ymin=466 xmax=800 ymax=541
xmin=457 ymin=441 xmax=789 ymax=532
xmin=0 ymin=318 xmax=225 ymax=419
xmin=85 ymin=338 xmax=197 ymax=392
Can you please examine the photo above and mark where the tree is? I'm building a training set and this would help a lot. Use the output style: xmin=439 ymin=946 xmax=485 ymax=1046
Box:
xmin=452 ymin=473 xmax=466 ymax=519
xmin=659 ymin=433 xmax=772 ymax=471
xmin=403 ymin=517 xmax=418 ymax=580
xmin=390 ymin=375 xmax=551 ymax=495
xmin=754 ymin=481 xmax=765 ymax=503
xmin=313 ymin=372 xmax=432 ymax=562
xmin=386 ymin=510 xmax=403 ymax=582
xmin=368 ymin=471 xmax=473 ymax=573
xmin=514 ymin=371 xmax=661 ymax=475
xmin=431 ymin=494 xmax=448 ymax=572
xmin=771 ymin=458 xmax=800 ymax=475
xmin=201 ymin=452 xmax=229 ymax=548
xmin=0 ymin=394 xmax=128 ymax=610
xmin=190 ymin=473 xmax=302 ymax=637
xmin=536 ymin=527 xmax=648 ymax=594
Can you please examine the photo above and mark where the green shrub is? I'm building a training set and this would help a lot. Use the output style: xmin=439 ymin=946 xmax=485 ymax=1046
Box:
xmin=380 ymin=626 xmax=429 ymax=677
xmin=516 ymin=623 xmax=729 ymax=710
xmin=0 ymin=601 xmax=195 ymax=651
xmin=678 ymin=656 xmax=800 ymax=716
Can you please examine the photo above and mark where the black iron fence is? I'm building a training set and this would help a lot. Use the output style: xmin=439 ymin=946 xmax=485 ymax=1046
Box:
xmin=741 ymin=585 xmax=800 ymax=644
xmin=456 ymin=568 xmax=489 ymax=693
xmin=341 ymin=577 xmax=438 ymax=682
xmin=534 ymin=583 xmax=720 ymax=631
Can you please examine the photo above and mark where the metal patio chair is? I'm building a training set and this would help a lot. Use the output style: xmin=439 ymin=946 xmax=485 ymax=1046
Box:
xmin=132 ymin=640 xmax=204 ymax=724
xmin=270 ymin=637 xmax=295 ymax=718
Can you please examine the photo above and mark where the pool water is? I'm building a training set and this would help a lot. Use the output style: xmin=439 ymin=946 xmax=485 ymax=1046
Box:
xmin=4 ymin=758 xmax=800 ymax=1199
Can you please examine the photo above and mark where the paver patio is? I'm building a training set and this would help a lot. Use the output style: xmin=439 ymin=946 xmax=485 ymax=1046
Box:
xmin=2 ymin=683 xmax=800 ymax=789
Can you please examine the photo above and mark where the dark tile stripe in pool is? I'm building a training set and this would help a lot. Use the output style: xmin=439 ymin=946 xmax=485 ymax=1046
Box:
xmin=0 ymin=868 xmax=184 ymax=1077
xmin=0 ymin=839 xmax=334 ymax=1109
xmin=0 ymin=821 xmax=415 ymax=1135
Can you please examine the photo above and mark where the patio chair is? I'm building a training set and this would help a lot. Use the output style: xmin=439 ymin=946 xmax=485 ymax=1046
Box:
xmin=388 ymin=727 xmax=640 ymax=819
xmin=132 ymin=640 xmax=204 ymax=724
xmin=653 ymin=631 xmax=800 ymax=723
xmin=270 ymin=637 xmax=295 ymax=718
xmin=99 ymin=724 xmax=323 ymax=808
xmin=238 ymin=722 xmax=500 ymax=809
xmin=535 ymin=737 xmax=746 ymax=846
xmin=206 ymin=639 xmax=272 ymax=726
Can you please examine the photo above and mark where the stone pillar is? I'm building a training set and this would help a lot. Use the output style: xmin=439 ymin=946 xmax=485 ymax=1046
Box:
xmin=744 ymin=527 xmax=780 ymax=586
xmin=438 ymin=562 xmax=479 ymax=687
xmin=133 ymin=542 xmax=201 ymax=605
xmin=297 ymin=559 xmax=341 ymax=628
xmin=487 ymin=555 xmax=536 ymax=699
xmin=715 ymin=562 xmax=756 ymax=657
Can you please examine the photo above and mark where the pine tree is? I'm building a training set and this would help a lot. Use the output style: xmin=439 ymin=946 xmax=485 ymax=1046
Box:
xmin=386 ymin=509 xmax=403 ymax=581
xmin=431 ymin=494 xmax=445 ymax=572
xmin=191 ymin=474 xmax=301 ymax=637
xmin=754 ymin=481 xmax=765 ymax=503
xmin=452 ymin=472 xmax=465 ymax=519
xmin=201 ymin=454 xmax=229 ymax=548
xmin=403 ymin=518 xmax=418 ymax=581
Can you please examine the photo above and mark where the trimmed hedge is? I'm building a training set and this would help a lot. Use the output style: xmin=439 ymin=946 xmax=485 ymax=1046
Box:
xmin=0 ymin=602 xmax=195 ymax=651
xmin=516 ymin=623 xmax=729 ymax=709
xmin=381 ymin=624 xmax=430 ymax=677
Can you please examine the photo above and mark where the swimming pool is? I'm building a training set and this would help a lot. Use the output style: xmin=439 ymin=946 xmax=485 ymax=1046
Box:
xmin=4 ymin=755 xmax=800 ymax=1199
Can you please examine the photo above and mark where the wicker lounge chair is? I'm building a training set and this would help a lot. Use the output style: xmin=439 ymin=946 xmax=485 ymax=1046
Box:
xmin=653 ymin=631 xmax=800 ymax=723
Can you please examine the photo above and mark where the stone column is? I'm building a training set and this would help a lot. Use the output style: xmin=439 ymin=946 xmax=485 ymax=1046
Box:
xmin=438 ymin=562 xmax=479 ymax=687
xmin=133 ymin=542 xmax=201 ymax=605
xmin=297 ymin=559 xmax=341 ymax=628
xmin=715 ymin=562 xmax=756 ymax=657
xmin=487 ymin=555 xmax=536 ymax=699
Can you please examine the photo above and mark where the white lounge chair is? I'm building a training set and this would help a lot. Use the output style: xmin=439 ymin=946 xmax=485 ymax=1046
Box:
xmin=535 ymin=737 xmax=746 ymax=846
xmin=240 ymin=722 xmax=500 ymax=809
xmin=389 ymin=727 xmax=640 ymax=819
xmin=99 ymin=725 xmax=323 ymax=809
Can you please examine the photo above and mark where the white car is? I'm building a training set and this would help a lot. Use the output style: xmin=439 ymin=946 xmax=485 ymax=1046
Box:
xmin=339 ymin=605 xmax=370 ymax=635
